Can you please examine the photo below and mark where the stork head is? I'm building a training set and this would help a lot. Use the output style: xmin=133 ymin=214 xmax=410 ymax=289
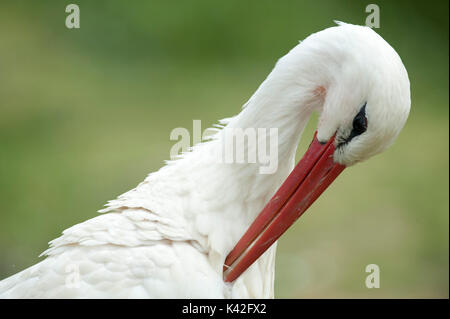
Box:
xmin=223 ymin=23 xmax=410 ymax=282
xmin=312 ymin=23 xmax=411 ymax=166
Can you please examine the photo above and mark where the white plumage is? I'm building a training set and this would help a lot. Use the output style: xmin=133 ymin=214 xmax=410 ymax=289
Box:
xmin=0 ymin=22 xmax=410 ymax=298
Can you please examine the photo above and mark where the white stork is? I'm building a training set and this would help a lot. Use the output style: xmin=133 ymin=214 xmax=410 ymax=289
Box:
xmin=0 ymin=22 xmax=410 ymax=298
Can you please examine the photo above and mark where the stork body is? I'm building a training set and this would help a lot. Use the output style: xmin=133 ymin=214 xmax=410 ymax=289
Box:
xmin=0 ymin=23 xmax=410 ymax=298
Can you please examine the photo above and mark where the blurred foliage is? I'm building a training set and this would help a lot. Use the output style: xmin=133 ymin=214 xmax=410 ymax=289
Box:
xmin=0 ymin=0 xmax=448 ymax=298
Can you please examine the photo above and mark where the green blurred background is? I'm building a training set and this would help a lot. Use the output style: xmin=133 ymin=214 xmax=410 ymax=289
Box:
xmin=0 ymin=0 xmax=448 ymax=298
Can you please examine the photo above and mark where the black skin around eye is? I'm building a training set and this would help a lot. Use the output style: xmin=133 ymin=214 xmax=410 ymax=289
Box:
xmin=338 ymin=103 xmax=368 ymax=147
xmin=352 ymin=103 xmax=368 ymax=135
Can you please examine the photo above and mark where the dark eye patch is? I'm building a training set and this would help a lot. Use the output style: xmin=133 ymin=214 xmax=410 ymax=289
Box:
xmin=338 ymin=103 xmax=368 ymax=147
xmin=352 ymin=103 xmax=368 ymax=136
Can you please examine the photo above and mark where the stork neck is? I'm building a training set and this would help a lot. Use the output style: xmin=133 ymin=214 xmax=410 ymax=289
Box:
xmin=171 ymin=51 xmax=328 ymax=293
xmin=224 ymin=72 xmax=319 ymax=170
xmin=194 ymin=76 xmax=319 ymax=291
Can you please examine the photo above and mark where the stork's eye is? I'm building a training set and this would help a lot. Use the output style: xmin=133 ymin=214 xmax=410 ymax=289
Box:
xmin=352 ymin=103 xmax=368 ymax=135
xmin=337 ymin=103 xmax=368 ymax=147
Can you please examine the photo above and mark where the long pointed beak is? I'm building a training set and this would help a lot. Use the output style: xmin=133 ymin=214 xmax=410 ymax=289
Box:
xmin=223 ymin=132 xmax=346 ymax=282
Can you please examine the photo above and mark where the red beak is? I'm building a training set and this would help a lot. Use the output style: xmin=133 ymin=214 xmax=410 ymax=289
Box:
xmin=223 ymin=132 xmax=346 ymax=282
